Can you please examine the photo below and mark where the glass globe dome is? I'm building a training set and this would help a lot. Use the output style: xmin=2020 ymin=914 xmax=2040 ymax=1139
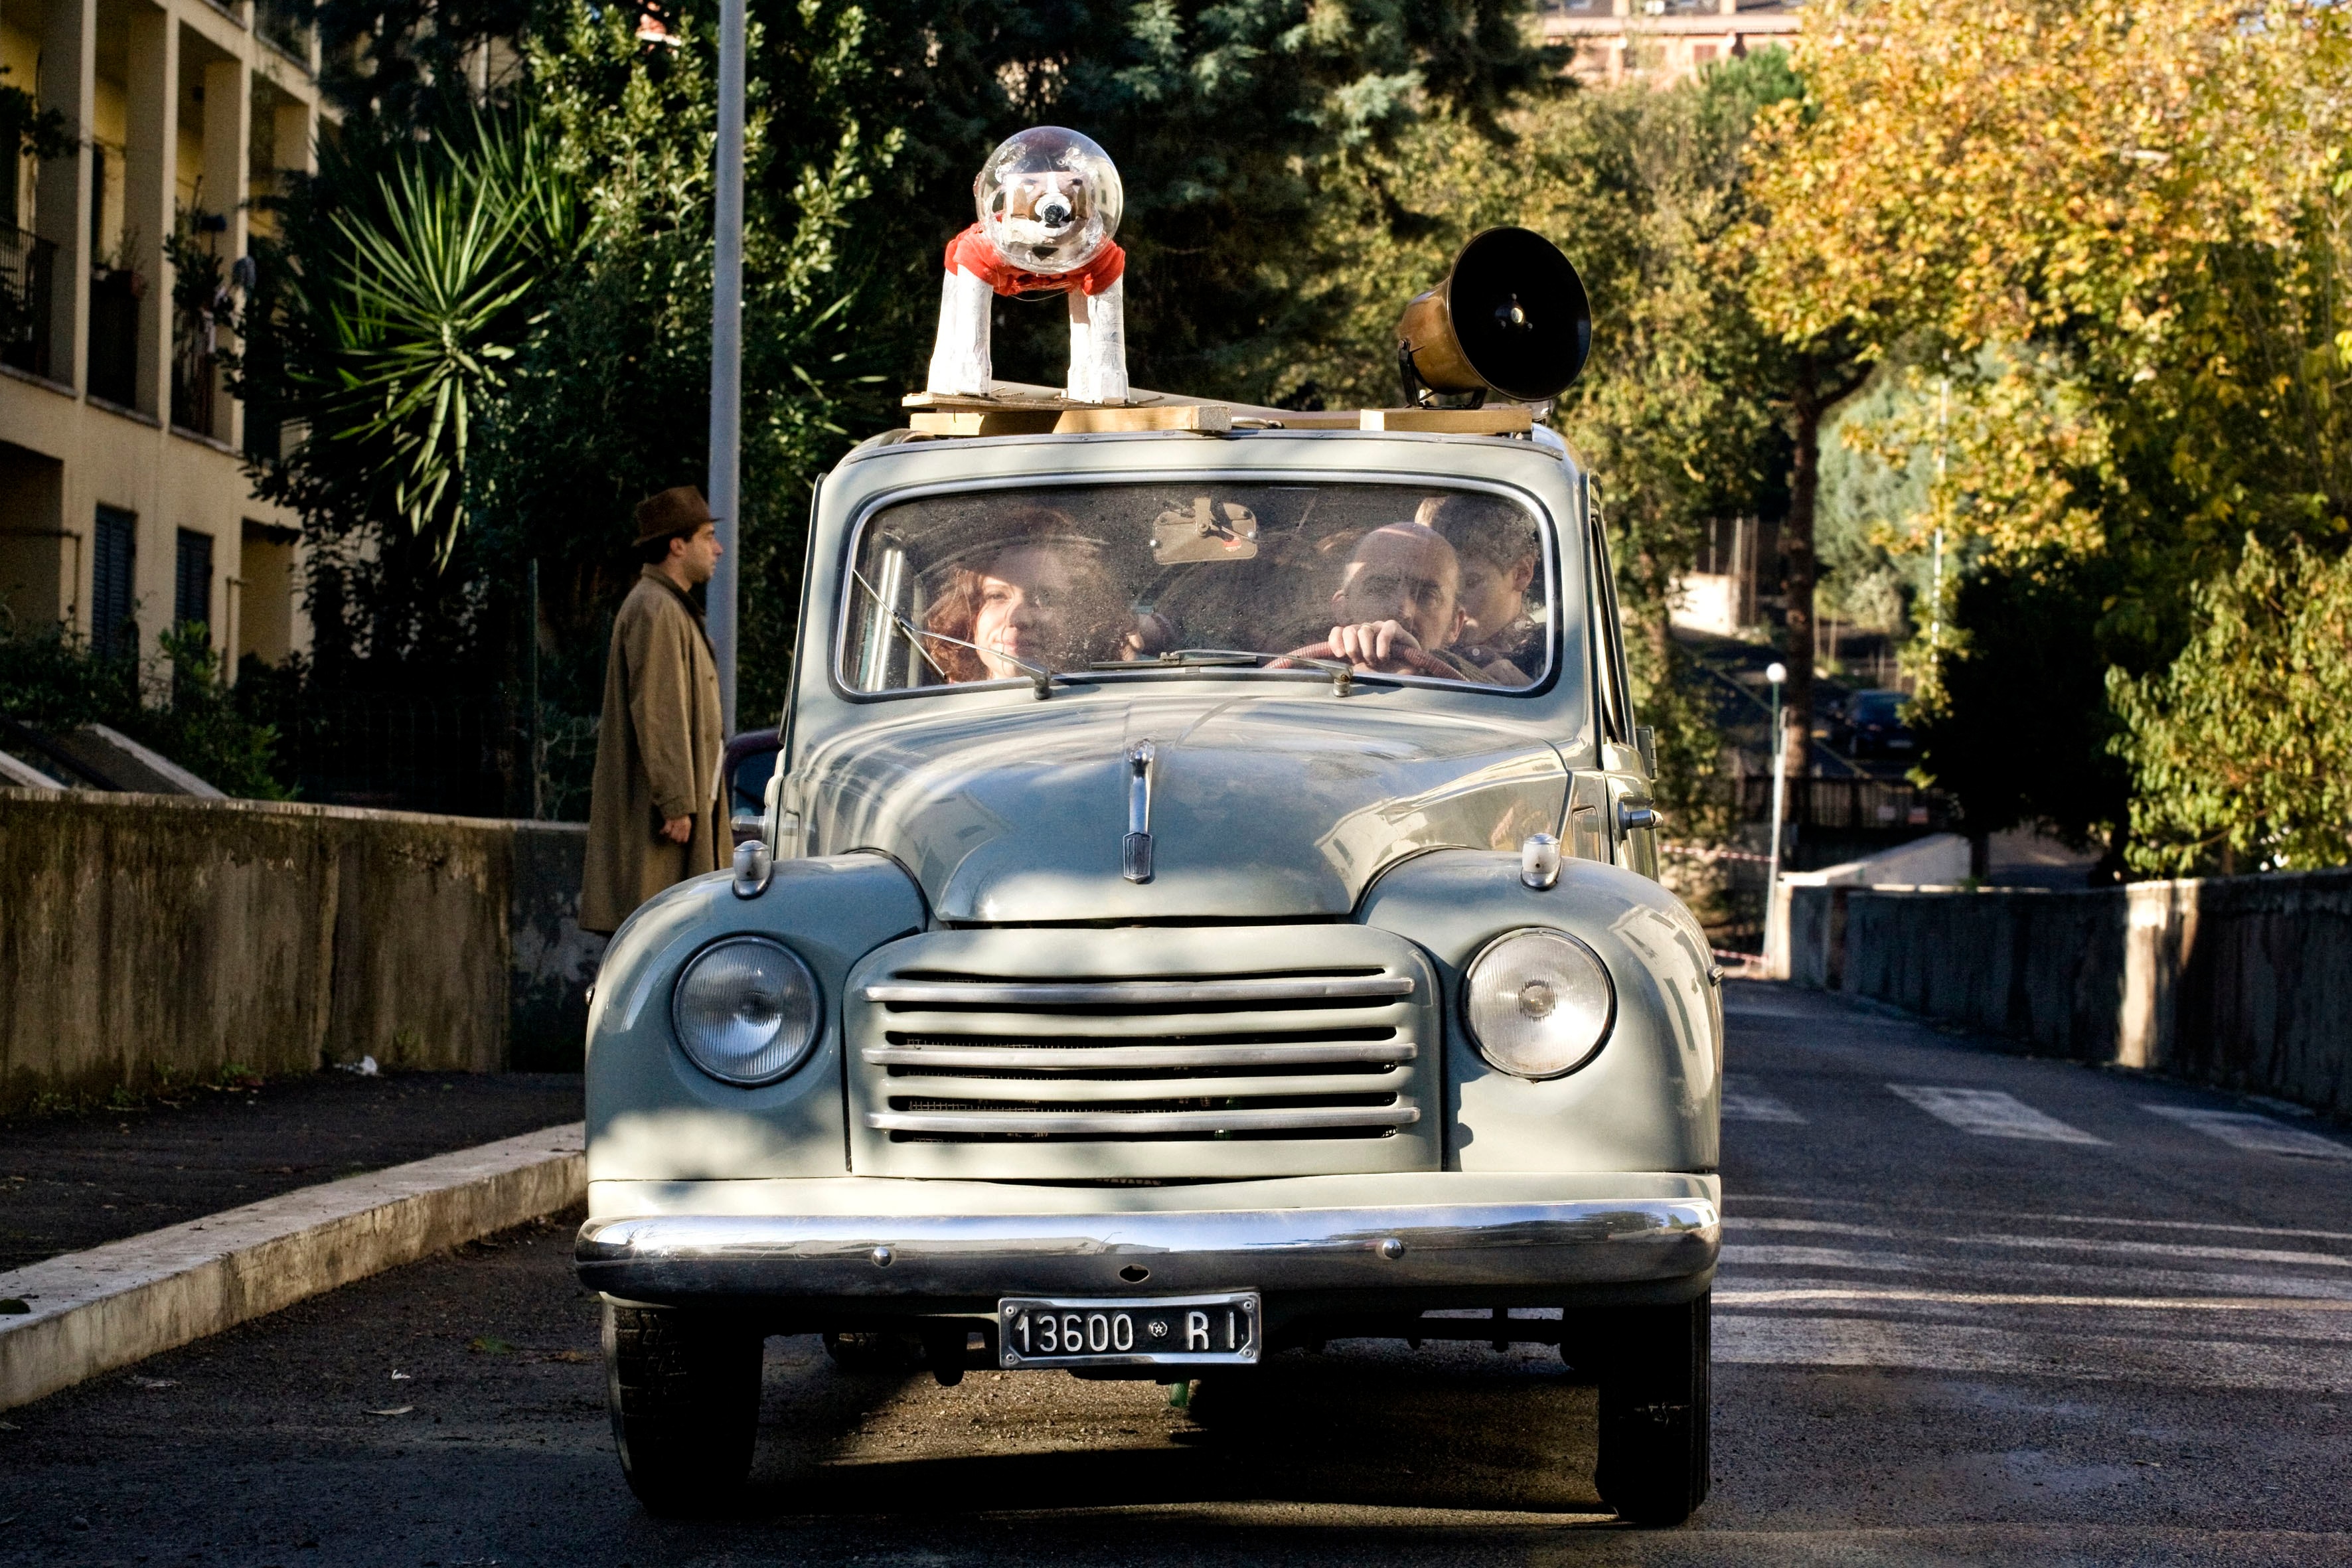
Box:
xmin=974 ymin=127 xmax=1123 ymax=276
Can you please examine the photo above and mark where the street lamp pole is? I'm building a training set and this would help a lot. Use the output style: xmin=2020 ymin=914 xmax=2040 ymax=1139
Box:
xmin=706 ymin=0 xmax=745 ymax=736
xmin=1764 ymin=660 xmax=1788 ymax=970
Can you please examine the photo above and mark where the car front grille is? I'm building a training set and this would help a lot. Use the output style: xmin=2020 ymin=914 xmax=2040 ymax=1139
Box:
xmin=843 ymin=927 xmax=1441 ymax=1179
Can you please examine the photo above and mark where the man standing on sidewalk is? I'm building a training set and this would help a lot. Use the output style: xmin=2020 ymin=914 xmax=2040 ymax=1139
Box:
xmin=580 ymin=487 xmax=727 ymax=935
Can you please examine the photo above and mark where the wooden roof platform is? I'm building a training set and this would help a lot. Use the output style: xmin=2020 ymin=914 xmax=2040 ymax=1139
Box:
xmin=902 ymin=384 xmax=1535 ymax=438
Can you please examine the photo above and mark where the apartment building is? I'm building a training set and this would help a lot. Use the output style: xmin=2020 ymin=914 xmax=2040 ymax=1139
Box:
xmin=0 ymin=0 xmax=318 ymax=672
xmin=1541 ymin=0 xmax=1803 ymax=88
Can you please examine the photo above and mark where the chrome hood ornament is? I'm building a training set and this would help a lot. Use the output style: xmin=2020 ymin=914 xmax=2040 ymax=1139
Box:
xmin=1123 ymin=740 xmax=1156 ymax=883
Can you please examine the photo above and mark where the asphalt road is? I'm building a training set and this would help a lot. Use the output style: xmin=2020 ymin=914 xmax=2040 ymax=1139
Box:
xmin=3 ymin=982 xmax=2348 ymax=1566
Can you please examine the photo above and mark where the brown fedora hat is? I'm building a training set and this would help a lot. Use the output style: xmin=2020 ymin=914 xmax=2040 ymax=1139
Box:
xmin=633 ymin=486 xmax=719 ymax=546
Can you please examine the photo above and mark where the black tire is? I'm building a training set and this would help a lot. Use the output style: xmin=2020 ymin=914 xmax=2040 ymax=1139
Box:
xmin=603 ymin=1300 xmax=762 ymax=1517
xmin=1586 ymin=1294 xmax=1711 ymax=1527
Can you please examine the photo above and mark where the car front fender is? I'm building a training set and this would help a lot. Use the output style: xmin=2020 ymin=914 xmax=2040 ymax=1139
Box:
xmin=584 ymin=854 xmax=926 ymax=1182
xmin=1357 ymin=849 xmax=1721 ymax=1174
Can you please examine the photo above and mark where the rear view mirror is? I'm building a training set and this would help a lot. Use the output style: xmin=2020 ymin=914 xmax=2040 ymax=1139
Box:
xmin=1151 ymin=497 xmax=1259 ymax=564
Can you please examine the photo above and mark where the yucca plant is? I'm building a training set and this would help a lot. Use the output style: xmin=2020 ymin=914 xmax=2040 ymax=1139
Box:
xmin=281 ymin=114 xmax=586 ymax=566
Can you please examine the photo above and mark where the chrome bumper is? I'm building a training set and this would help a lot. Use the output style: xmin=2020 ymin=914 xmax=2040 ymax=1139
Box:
xmin=575 ymin=1198 xmax=1718 ymax=1303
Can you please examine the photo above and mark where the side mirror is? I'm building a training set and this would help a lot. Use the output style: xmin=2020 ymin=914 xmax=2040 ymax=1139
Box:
xmin=719 ymin=728 xmax=783 ymax=847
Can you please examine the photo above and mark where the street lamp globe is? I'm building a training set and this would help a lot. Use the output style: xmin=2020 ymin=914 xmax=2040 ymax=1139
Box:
xmin=1765 ymin=662 xmax=1787 ymax=685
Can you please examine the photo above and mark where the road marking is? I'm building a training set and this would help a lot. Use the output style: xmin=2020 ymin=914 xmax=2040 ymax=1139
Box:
xmin=1721 ymin=1079 xmax=1808 ymax=1124
xmin=2144 ymin=1105 xmax=2352 ymax=1160
xmin=1717 ymin=1287 xmax=2352 ymax=1315
xmin=1723 ymin=1244 xmax=1925 ymax=1272
xmin=1731 ymin=1195 xmax=2352 ymax=1243
xmin=1887 ymin=1084 xmax=2106 ymax=1144
xmin=1714 ymin=1313 xmax=2350 ymax=1391
xmin=1729 ymin=1265 xmax=2352 ymax=1304
xmin=1725 ymin=1218 xmax=1900 ymax=1239
xmin=1950 ymin=1235 xmax=2352 ymax=1269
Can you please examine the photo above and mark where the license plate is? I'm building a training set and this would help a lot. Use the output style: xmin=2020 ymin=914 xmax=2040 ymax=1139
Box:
xmin=998 ymin=1293 xmax=1261 ymax=1370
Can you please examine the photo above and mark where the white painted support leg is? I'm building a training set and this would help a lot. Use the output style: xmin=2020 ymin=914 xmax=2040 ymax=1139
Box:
xmin=926 ymin=268 xmax=994 ymax=396
xmin=1064 ymin=289 xmax=1095 ymax=402
xmin=1066 ymin=278 xmax=1129 ymax=404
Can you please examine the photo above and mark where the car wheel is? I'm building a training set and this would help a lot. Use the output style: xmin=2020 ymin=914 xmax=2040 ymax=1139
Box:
xmin=1581 ymin=1294 xmax=1710 ymax=1526
xmin=603 ymin=1300 xmax=761 ymax=1517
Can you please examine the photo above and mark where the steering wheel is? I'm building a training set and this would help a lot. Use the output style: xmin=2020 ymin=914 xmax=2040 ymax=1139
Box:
xmin=1270 ymin=640 xmax=1456 ymax=679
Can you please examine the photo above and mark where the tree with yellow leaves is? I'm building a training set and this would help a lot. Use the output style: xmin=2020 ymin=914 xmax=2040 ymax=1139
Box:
xmin=1745 ymin=0 xmax=2352 ymax=867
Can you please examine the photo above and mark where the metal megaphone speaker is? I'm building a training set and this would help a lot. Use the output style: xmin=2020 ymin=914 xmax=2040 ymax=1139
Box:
xmin=1395 ymin=226 xmax=1591 ymax=406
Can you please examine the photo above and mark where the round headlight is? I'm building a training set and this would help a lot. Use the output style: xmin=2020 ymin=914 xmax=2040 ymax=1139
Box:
xmin=670 ymin=937 xmax=820 ymax=1086
xmin=1462 ymin=929 xmax=1614 ymax=1079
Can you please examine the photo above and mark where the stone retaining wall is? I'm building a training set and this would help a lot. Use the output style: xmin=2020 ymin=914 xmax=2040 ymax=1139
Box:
xmin=0 ymin=790 xmax=603 ymax=1114
xmin=1790 ymin=871 xmax=2352 ymax=1117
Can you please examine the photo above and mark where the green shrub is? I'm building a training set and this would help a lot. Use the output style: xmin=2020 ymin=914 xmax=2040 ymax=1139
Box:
xmin=0 ymin=622 xmax=291 ymax=800
xmin=2110 ymin=538 xmax=2352 ymax=876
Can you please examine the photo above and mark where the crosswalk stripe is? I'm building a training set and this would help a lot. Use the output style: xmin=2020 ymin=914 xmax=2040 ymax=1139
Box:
xmin=1727 ymin=1265 xmax=2352 ymax=1303
xmin=1887 ymin=1083 xmax=2106 ymax=1144
xmin=1721 ymin=1077 xmax=1808 ymax=1124
xmin=1725 ymin=1244 xmax=1925 ymax=1272
xmin=1713 ymin=1313 xmax=2349 ymax=1391
xmin=1734 ymin=1197 xmax=2352 ymax=1244
xmin=2144 ymin=1105 xmax=2352 ymax=1160
xmin=1953 ymin=1234 xmax=2352 ymax=1269
xmin=1716 ymin=1286 xmax=2352 ymax=1317
xmin=1725 ymin=1217 xmax=1899 ymax=1239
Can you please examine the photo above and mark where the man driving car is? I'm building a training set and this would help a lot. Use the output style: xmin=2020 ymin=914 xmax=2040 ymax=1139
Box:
xmin=1320 ymin=522 xmax=1506 ymax=683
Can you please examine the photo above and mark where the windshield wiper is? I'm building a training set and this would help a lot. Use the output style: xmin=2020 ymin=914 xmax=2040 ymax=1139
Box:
xmin=851 ymin=567 xmax=1065 ymax=700
xmin=1089 ymin=647 xmax=1358 ymax=696
xmin=1089 ymin=648 xmax=1261 ymax=670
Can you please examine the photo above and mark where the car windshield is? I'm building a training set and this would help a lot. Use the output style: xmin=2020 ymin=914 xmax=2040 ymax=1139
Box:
xmin=840 ymin=482 xmax=1553 ymax=693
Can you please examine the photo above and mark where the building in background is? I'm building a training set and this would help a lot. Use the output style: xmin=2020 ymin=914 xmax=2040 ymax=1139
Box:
xmin=0 ymin=0 xmax=320 ymax=672
xmin=1541 ymin=0 xmax=1802 ymax=88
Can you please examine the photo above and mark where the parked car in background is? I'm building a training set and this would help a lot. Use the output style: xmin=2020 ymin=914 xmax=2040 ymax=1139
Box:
xmin=1832 ymin=688 xmax=1915 ymax=759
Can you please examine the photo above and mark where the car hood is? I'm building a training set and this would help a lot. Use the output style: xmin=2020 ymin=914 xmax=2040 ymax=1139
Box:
xmin=797 ymin=690 xmax=1569 ymax=921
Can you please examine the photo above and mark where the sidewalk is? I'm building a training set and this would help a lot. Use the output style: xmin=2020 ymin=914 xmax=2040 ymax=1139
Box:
xmin=1 ymin=1069 xmax=583 ymax=1271
xmin=0 ymin=1121 xmax=586 ymax=1409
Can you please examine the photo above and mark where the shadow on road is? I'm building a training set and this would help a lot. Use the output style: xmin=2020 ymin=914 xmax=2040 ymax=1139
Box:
xmin=742 ymin=1347 xmax=1610 ymax=1522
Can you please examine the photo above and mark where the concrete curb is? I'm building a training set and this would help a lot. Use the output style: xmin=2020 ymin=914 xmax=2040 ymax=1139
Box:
xmin=0 ymin=1122 xmax=584 ymax=1410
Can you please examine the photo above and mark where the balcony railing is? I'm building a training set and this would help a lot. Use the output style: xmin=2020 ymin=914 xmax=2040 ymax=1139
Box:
xmin=173 ymin=307 xmax=222 ymax=437
xmin=0 ymin=227 xmax=57 ymax=380
xmin=256 ymin=0 xmax=314 ymax=60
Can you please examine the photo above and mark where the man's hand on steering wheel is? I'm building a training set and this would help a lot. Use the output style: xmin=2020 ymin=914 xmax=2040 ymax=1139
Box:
xmin=1291 ymin=619 xmax=1454 ymax=678
xmin=1330 ymin=619 xmax=1420 ymax=671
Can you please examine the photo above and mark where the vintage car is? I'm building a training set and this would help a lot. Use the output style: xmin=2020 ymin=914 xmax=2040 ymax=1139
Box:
xmin=576 ymin=395 xmax=1724 ymax=1526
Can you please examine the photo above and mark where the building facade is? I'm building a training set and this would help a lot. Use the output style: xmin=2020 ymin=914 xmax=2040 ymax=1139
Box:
xmin=1542 ymin=0 xmax=1802 ymax=89
xmin=0 ymin=0 xmax=318 ymax=672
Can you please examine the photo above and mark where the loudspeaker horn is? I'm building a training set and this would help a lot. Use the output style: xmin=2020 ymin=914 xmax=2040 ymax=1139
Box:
xmin=1395 ymin=226 xmax=1591 ymax=406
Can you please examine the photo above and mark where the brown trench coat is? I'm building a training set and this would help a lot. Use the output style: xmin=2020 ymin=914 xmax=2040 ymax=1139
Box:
xmin=580 ymin=568 xmax=726 ymax=933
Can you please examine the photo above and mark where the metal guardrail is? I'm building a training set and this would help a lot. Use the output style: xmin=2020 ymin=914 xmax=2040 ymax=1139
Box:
xmin=1715 ymin=773 xmax=1958 ymax=833
xmin=268 ymin=688 xmax=524 ymax=817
